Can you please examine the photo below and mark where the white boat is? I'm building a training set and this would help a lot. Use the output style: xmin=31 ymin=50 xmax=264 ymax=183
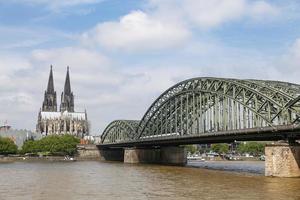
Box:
xmin=187 ymin=156 xmax=205 ymax=161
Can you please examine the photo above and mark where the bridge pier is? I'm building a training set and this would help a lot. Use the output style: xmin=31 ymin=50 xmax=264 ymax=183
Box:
xmin=123 ymin=146 xmax=187 ymax=165
xmin=265 ymin=142 xmax=300 ymax=177
xmin=124 ymin=148 xmax=160 ymax=164
xmin=161 ymin=146 xmax=187 ymax=166
xmin=99 ymin=148 xmax=124 ymax=162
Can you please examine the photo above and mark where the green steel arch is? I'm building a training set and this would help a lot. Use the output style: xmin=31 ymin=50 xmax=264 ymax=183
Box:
xmin=101 ymin=77 xmax=300 ymax=144
xmin=136 ymin=77 xmax=300 ymax=139
xmin=101 ymin=120 xmax=140 ymax=144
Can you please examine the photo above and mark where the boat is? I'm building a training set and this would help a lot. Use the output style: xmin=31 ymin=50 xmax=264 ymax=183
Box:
xmin=63 ymin=155 xmax=77 ymax=162
xmin=187 ymin=155 xmax=206 ymax=161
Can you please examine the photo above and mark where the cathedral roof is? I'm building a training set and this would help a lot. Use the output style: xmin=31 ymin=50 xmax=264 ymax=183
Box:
xmin=40 ymin=111 xmax=86 ymax=120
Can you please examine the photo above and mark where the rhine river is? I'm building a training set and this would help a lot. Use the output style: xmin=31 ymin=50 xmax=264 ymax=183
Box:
xmin=0 ymin=161 xmax=300 ymax=200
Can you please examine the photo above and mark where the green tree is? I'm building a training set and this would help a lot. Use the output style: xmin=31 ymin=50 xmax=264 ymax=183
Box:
xmin=237 ymin=142 xmax=265 ymax=156
xmin=0 ymin=137 xmax=18 ymax=155
xmin=185 ymin=145 xmax=198 ymax=154
xmin=211 ymin=143 xmax=229 ymax=154
xmin=21 ymin=140 xmax=42 ymax=154
xmin=21 ymin=135 xmax=80 ymax=156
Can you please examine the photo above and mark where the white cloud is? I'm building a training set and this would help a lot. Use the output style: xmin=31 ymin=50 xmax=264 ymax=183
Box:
xmin=150 ymin=0 xmax=280 ymax=29
xmin=248 ymin=1 xmax=280 ymax=20
xmin=31 ymin=47 xmax=109 ymax=71
xmin=289 ymin=38 xmax=300 ymax=60
xmin=183 ymin=0 xmax=246 ymax=28
xmin=82 ymin=10 xmax=190 ymax=51
xmin=277 ymin=38 xmax=300 ymax=83
xmin=81 ymin=0 xmax=280 ymax=52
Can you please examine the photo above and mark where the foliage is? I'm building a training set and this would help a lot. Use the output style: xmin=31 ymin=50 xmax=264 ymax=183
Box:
xmin=237 ymin=142 xmax=265 ymax=156
xmin=0 ymin=137 xmax=18 ymax=155
xmin=211 ymin=143 xmax=229 ymax=154
xmin=185 ymin=145 xmax=198 ymax=154
xmin=21 ymin=135 xmax=80 ymax=156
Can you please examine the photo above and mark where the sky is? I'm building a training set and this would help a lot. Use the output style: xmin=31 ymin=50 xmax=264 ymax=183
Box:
xmin=1 ymin=0 xmax=300 ymax=135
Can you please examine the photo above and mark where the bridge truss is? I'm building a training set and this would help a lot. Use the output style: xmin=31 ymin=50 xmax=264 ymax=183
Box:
xmin=101 ymin=78 xmax=300 ymax=145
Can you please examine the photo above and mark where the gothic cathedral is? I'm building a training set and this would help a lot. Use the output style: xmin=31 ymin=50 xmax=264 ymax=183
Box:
xmin=36 ymin=66 xmax=89 ymax=138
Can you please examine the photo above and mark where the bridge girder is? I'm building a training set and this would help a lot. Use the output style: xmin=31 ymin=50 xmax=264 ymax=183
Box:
xmin=101 ymin=120 xmax=140 ymax=144
xmin=101 ymin=77 xmax=300 ymax=144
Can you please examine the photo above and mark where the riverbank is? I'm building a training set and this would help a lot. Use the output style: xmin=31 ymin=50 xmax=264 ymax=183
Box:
xmin=0 ymin=155 xmax=100 ymax=163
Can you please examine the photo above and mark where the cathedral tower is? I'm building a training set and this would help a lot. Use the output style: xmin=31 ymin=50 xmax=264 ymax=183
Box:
xmin=42 ymin=65 xmax=57 ymax=111
xmin=37 ymin=66 xmax=89 ymax=137
xmin=60 ymin=67 xmax=74 ymax=112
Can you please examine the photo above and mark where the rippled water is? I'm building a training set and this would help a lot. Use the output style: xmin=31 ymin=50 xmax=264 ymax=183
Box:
xmin=188 ymin=160 xmax=265 ymax=174
xmin=0 ymin=161 xmax=299 ymax=200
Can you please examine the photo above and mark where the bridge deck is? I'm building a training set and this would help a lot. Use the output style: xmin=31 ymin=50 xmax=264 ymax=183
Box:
xmin=98 ymin=125 xmax=300 ymax=148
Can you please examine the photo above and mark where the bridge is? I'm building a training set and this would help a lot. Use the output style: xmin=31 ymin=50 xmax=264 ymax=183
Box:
xmin=98 ymin=77 xmax=300 ymax=177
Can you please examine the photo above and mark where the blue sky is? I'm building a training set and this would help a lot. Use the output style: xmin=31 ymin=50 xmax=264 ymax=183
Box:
xmin=1 ymin=0 xmax=300 ymax=134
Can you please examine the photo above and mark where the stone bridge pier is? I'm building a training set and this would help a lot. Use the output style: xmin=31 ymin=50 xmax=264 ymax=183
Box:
xmin=99 ymin=148 xmax=124 ymax=161
xmin=98 ymin=146 xmax=187 ymax=166
xmin=124 ymin=146 xmax=187 ymax=166
xmin=265 ymin=142 xmax=300 ymax=177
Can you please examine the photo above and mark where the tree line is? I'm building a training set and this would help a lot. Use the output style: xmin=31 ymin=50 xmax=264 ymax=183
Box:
xmin=0 ymin=135 xmax=80 ymax=156
xmin=1 ymin=135 xmax=266 ymax=156
xmin=186 ymin=142 xmax=266 ymax=156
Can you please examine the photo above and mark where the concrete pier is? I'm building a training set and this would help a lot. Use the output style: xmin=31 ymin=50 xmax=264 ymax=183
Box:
xmin=77 ymin=144 xmax=101 ymax=159
xmin=123 ymin=146 xmax=187 ymax=165
xmin=99 ymin=148 xmax=124 ymax=161
xmin=265 ymin=143 xmax=300 ymax=177
xmin=161 ymin=146 xmax=187 ymax=166
xmin=124 ymin=148 xmax=160 ymax=164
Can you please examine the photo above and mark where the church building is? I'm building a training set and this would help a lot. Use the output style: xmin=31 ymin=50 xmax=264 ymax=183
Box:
xmin=36 ymin=66 xmax=89 ymax=138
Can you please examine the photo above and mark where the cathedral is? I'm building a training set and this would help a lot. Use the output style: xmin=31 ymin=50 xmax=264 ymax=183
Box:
xmin=36 ymin=66 xmax=89 ymax=138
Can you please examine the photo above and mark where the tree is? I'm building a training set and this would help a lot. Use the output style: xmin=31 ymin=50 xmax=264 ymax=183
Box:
xmin=211 ymin=143 xmax=229 ymax=154
xmin=0 ymin=137 xmax=18 ymax=155
xmin=237 ymin=142 xmax=265 ymax=156
xmin=185 ymin=145 xmax=198 ymax=154
xmin=21 ymin=135 xmax=80 ymax=156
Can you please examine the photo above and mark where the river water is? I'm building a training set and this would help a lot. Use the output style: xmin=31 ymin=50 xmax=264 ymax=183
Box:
xmin=0 ymin=161 xmax=299 ymax=200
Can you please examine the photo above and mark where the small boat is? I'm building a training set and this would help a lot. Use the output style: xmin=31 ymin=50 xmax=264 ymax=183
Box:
xmin=187 ymin=156 xmax=206 ymax=162
xmin=63 ymin=156 xmax=77 ymax=162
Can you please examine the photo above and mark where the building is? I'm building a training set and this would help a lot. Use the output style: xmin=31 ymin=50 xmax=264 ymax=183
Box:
xmin=36 ymin=66 xmax=89 ymax=138
xmin=0 ymin=120 xmax=11 ymax=132
xmin=0 ymin=121 xmax=40 ymax=147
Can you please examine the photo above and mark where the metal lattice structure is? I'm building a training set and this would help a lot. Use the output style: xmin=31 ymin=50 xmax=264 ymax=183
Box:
xmin=101 ymin=120 xmax=140 ymax=144
xmin=101 ymin=77 xmax=300 ymax=145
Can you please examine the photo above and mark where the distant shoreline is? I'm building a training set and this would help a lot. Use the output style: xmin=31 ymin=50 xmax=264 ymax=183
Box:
xmin=0 ymin=155 xmax=100 ymax=163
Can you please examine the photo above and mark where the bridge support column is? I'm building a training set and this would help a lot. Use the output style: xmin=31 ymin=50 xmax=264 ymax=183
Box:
xmin=99 ymin=148 xmax=124 ymax=162
xmin=161 ymin=146 xmax=187 ymax=166
xmin=265 ymin=143 xmax=300 ymax=177
xmin=124 ymin=148 xmax=160 ymax=164
xmin=123 ymin=146 xmax=187 ymax=165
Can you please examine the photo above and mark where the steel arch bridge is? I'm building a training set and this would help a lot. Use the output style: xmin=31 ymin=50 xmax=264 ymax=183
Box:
xmin=101 ymin=120 xmax=140 ymax=144
xmin=100 ymin=77 xmax=300 ymax=146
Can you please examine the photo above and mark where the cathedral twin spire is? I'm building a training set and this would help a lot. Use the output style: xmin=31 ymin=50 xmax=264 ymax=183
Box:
xmin=42 ymin=66 xmax=74 ymax=112
xmin=60 ymin=67 xmax=74 ymax=112
xmin=42 ymin=65 xmax=57 ymax=112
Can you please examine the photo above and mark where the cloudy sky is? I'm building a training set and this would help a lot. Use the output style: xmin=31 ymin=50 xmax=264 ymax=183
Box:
xmin=1 ymin=0 xmax=300 ymax=135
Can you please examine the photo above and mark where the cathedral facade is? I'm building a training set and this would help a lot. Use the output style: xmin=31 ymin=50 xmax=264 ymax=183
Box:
xmin=36 ymin=66 xmax=89 ymax=138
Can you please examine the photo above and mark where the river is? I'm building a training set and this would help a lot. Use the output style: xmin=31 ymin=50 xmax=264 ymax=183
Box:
xmin=0 ymin=161 xmax=299 ymax=200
